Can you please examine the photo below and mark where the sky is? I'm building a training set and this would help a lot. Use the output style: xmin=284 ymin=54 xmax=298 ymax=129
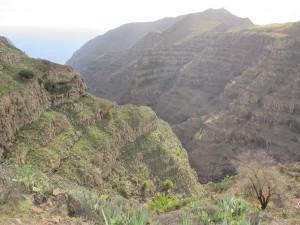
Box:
xmin=0 ymin=26 xmax=100 ymax=63
xmin=0 ymin=0 xmax=299 ymax=63
xmin=0 ymin=0 xmax=300 ymax=30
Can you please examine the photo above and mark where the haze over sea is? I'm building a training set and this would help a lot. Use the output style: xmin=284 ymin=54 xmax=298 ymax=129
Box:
xmin=0 ymin=26 xmax=101 ymax=64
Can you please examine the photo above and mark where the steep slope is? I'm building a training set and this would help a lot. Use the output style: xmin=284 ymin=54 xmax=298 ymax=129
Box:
xmin=67 ymin=9 xmax=252 ymax=100
xmin=189 ymin=23 xmax=300 ymax=181
xmin=68 ymin=9 xmax=300 ymax=182
xmin=67 ymin=16 xmax=182 ymax=70
xmin=0 ymin=35 xmax=199 ymax=205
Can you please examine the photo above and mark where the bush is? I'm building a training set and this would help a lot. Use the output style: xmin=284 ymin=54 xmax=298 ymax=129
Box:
xmin=163 ymin=179 xmax=174 ymax=194
xmin=214 ymin=176 xmax=235 ymax=192
xmin=67 ymin=191 xmax=150 ymax=225
xmin=44 ymin=81 xmax=59 ymax=93
xmin=43 ymin=80 xmax=70 ymax=94
xmin=103 ymin=111 xmax=112 ymax=120
xmin=67 ymin=190 xmax=105 ymax=219
xmin=18 ymin=69 xmax=35 ymax=79
xmin=17 ymin=165 xmax=52 ymax=195
xmin=148 ymin=193 xmax=182 ymax=213
xmin=141 ymin=180 xmax=153 ymax=202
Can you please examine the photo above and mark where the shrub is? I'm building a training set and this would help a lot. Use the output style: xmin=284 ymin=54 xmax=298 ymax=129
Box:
xmin=103 ymin=111 xmax=113 ymax=120
xmin=43 ymin=80 xmax=70 ymax=93
xmin=148 ymin=193 xmax=181 ymax=213
xmin=18 ymin=69 xmax=34 ymax=79
xmin=17 ymin=165 xmax=52 ymax=195
xmin=101 ymin=206 xmax=149 ymax=225
xmin=281 ymin=209 xmax=289 ymax=219
xmin=181 ymin=211 xmax=193 ymax=225
xmin=44 ymin=81 xmax=59 ymax=93
xmin=163 ymin=179 xmax=174 ymax=194
xmin=141 ymin=180 xmax=152 ymax=202
xmin=197 ymin=195 xmax=255 ymax=225
xmin=67 ymin=192 xmax=150 ymax=225
xmin=127 ymin=209 xmax=149 ymax=225
xmin=215 ymin=176 xmax=235 ymax=192
xmin=67 ymin=190 xmax=105 ymax=219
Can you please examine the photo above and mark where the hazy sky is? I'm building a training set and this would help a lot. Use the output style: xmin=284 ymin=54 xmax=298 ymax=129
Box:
xmin=1 ymin=0 xmax=300 ymax=31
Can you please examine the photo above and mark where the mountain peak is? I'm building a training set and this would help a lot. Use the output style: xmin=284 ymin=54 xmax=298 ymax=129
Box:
xmin=203 ymin=7 xmax=232 ymax=14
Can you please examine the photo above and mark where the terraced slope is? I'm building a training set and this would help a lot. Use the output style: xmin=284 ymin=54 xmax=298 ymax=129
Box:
xmin=0 ymin=36 xmax=199 ymax=199
xmin=68 ymin=9 xmax=300 ymax=182
xmin=67 ymin=16 xmax=183 ymax=70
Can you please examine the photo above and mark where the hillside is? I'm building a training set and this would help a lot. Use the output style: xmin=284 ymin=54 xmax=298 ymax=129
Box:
xmin=0 ymin=36 xmax=200 ymax=223
xmin=67 ymin=9 xmax=300 ymax=182
xmin=67 ymin=16 xmax=183 ymax=70
xmin=1 ymin=20 xmax=300 ymax=225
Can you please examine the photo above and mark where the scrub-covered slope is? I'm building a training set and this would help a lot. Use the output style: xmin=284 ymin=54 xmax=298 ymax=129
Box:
xmin=0 ymin=36 xmax=199 ymax=202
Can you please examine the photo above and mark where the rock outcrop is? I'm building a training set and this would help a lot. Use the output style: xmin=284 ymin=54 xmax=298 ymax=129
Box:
xmin=67 ymin=9 xmax=300 ymax=182
xmin=0 ymin=39 xmax=86 ymax=157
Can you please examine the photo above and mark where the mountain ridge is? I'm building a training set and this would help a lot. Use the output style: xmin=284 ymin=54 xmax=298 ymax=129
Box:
xmin=67 ymin=9 xmax=300 ymax=182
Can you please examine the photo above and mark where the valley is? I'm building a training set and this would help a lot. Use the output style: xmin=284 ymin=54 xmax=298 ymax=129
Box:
xmin=0 ymin=7 xmax=299 ymax=225
xmin=68 ymin=9 xmax=300 ymax=182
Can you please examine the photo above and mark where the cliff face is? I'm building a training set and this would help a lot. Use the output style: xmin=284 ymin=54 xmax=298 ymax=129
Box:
xmin=0 ymin=36 xmax=199 ymax=196
xmin=190 ymin=25 xmax=300 ymax=181
xmin=0 ymin=49 xmax=86 ymax=156
xmin=68 ymin=9 xmax=300 ymax=182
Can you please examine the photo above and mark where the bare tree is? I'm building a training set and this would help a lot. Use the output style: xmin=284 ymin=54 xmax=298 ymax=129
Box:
xmin=248 ymin=167 xmax=273 ymax=210
xmin=236 ymin=152 xmax=287 ymax=210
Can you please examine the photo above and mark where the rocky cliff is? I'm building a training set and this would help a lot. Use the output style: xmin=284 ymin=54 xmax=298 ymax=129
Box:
xmin=67 ymin=9 xmax=300 ymax=182
xmin=0 ymin=36 xmax=199 ymax=200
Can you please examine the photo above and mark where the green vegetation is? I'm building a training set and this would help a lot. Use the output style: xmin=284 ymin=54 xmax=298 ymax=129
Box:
xmin=1 ymin=38 xmax=199 ymax=201
xmin=163 ymin=179 xmax=174 ymax=194
xmin=17 ymin=165 xmax=53 ymax=195
xmin=43 ymin=80 xmax=71 ymax=93
xmin=180 ymin=212 xmax=193 ymax=225
xmin=141 ymin=180 xmax=153 ymax=202
xmin=43 ymin=80 xmax=59 ymax=92
xmin=18 ymin=69 xmax=34 ymax=79
xmin=101 ymin=205 xmax=149 ymax=225
xmin=214 ymin=176 xmax=235 ymax=192
xmin=103 ymin=111 xmax=113 ymax=120
xmin=197 ymin=195 xmax=255 ymax=225
xmin=8 ymin=98 xmax=199 ymax=199
xmin=149 ymin=193 xmax=186 ymax=213
xmin=65 ymin=191 xmax=150 ymax=225
xmin=0 ymin=198 xmax=33 ymax=218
